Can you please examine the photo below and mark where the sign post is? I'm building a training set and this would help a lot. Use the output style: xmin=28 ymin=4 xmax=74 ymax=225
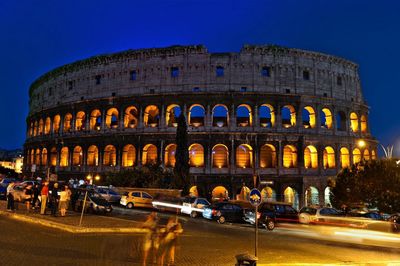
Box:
xmin=249 ymin=188 xmax=262 ymax=258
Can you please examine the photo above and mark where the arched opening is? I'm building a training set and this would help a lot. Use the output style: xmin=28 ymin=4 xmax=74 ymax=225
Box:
xmin=30 ymin=149 xmax=34 ymax=165
xmin=305 ymin=186 xmax=319 ymax=206
xmin=281 ymin=105 xmax=296 ymax=128
xmin=284 ymin=187 xmax=299 ymax=210
xmin=144 ymin=105 xmax=160 ymax=127
xmin=340 ymin=147 xmax=350 ymax=169
xmin=44 ymin=117 xmax=51 ymax=134
xmin=122 ymin=144 xmax=136 ymax=167
xmin=324 ymin=187 xmax=332 ymax=207
xmin=363 ymin=149 xmax=370 ymax=161
xmin=106 ymin=108 xmax=119 ymax=129
xmin=75 ymin=111 xmax=86 ymax=131
xmin=283 ymin=145 xmax=297 ymax=168
xmin=35 ymin=148 xmax=40 ymax=165
xmin=50 ymin=147 xmax=57 ymax=167
xmin=166 ymin=104 xmax=181 ymax=127
xmin=142 ymin=144 xmax=158 ymax=165
xmin=38 ymin=119 xmax=44 ymax=135
xmin=371 ymin=150 xmax=377 ymax=160
xmin=188 ymin=104 xmax=205 ymax=127
xmin=124 ymin=106 xmax=138 ymax=128
xmin=212 ymin=186 xmax=229 ymax=201
xmin=87 ymin=145 xmax=99 ymax=166
xmin=236 ymin=104 xmax=252 ymax=127
xmin=323 ymin=146 xmax=336 ymax=169
xmin=33 ymin=121 xmax=38 ymax=136
xmin=189 ymin=143 xmax=204 ymax=167
xmin=361 ymin=115 xmax=367 ymax=133
xmin=336 ymin=111 xmax=347 ymax=131
xmin=237 ymin=186 xmax=250 ymax=201
xmin=350 ymin=112 xmax=359 ymax=133
xmin=63 ymin=113 xmax=72 ymax=132
xmin=212 ymin=144 xmax=229 ymax=168
xmin=260 ymin=144 xmax=277 ymax=168
xmin=41 ymin=148 xmax=47 ymax=166
xmin=164 ymin=144 xmax=177 ymax=167
xmin=212 ymin=105 xmax=228 ymax=127
xmin=261 ymin=187 xmax=276 ymax=202
xmin=302 ymin=106 xmax=316 ymax=128
xmin=236 ymin=144 xmax=253 ymax=168
xmin=353 ymin=148 xmax=361 ymax=164
xmin=72 ymin=146 xmax=83 ymax=166
xmin=60 ymin=147 xmax=69 ymax=167
xmin=53 ymin=115 xmax=60 ymax=133
xmin=189 ymin=186 xmax=199 ymax=197
xmin=304 ymin=145 xmax=318 ymax=169
xmin=259 ymin=104 xmax=275 ymax=128
xmin=103 ymin=145 xmax=117 ymax=166
xmin=320 ymin=108 xmax=333 ymax=129
xmin=90 ymin=109 xmax=102 ymax=131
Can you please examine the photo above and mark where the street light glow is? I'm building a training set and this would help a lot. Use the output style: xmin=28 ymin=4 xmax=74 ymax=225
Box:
xmin=358 ymin=140 xmax=366 ymax=148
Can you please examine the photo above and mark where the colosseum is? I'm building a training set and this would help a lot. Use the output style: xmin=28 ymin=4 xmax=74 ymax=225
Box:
xmin=24 ymin=44 xmax=377 ymax=209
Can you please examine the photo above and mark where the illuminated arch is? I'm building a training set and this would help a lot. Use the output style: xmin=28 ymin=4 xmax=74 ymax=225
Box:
xmin=260 ymin=144 xmax=277 ymax=168
xmin=30 ymin=149 xmax=34 ymax=165
xmin=323 ymin=146 xmax=336 ymax=169
xmin=212 ymin=104 xmax=228 ymax=127
xmin=166 ymin=104 xmax=181 ymax=127
xmin=350 ymin=112 xmax=359 ymax=133
xmin=75 ymin=111 xmax=86 ymax=131
xmin=44 ymin=117 xmax=51 ymax=134
xmin=35 ymin=148 xmax=41 ymax=165
xmin=238 ymin=186 xmax=251 ymax=201
xmin=283 ymin=145 xmax=297 ymax=168
xmin=41 ymin=148 xmax=47 ymax=166
xmin=188 ymin=104 xmax=205 ymax=127
xmin=212 ymin=144 xmax=229 ymax=168
xmin=371 ymin=150 xmax=377 ymax=160
xmin=236 ymin=104 xmax=252 ymax=127
xmin=304 ymin=145 xmax=318 ymax=169
xmin=122 ymin=144 xmax=136 ymax=167
xmin=261 ymin=187 xmax=276 ymax=202
xmin=353 ymin=148 xmax=361 ymax=164
xmin=363 ymin=149 xmax=370 ymax=161
xmin=212 ymin=186 xmax=229 ymax=200
xmin=124 ymin=106 xmax=138 ymax=128
xmin=53 ymin=115 xmax=61 ymax=133
xmin=164 ymin=144 xmax=177 ymax=167
xmin=320 ymin=108 xmax=333 ymax=129
xmin=33 ymin=121 xmax=38 ymax=136
xmin=236 ymin=144 xmax=253 ymax=168
xmin=336 ymin=111 xmax=347 ymax=131
xmin=144 ymin=105 xmax=160 ymax=127
xmin=142 ymin=144 xmax=158 ymax=165
xmin=189 ymin=143 xmax=204 ymax=167
xmin=189 ymin=186 xmax=199 ymax=197
xmin=284 ymin=187 xmax=299 ymax=209
xmin=106 ymin=108 xmax=119 ymax=129
xmin=90 ymin=109 xmax=102 ymax=130
xmin=340 ymin=147 xmax=350 ymax=169
xmin=281 ymin=105 xmax=296 ymax=128
xmin=103 ymin=145 xmax=117 ymax=166
xmin=361 ymin=115 xmax=367 ymax=133
xmin=29 ymin=122 xmax=34 ymax=137
xmin=305 ymin=186 xmax=319 ymax=206
xmin=60 ymin=147 xmax=69 ymax=167
xmin=38 ymin=119 xmax=44 ymax=135
xmin=259 ymin=104 xmax=275 ymax=128
xmin=63 ymin=113 xmax=72 ymax=132
xmin=72 ymin=146 xmax=83 ymax=166
xmin=302 ymin=106 xmax=316 ymax=128
xmin=87 ymin=145 xmax=99 ymax=166
xmin=50 ymin=147 xmax=57 ymax=167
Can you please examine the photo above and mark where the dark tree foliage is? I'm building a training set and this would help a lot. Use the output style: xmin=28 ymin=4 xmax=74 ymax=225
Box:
xmin=331 ymin=159 xmax=400 ymax=213
xmin=174 ymin=113 xmax=190 ymax=195
xmin=0 ymin=166 xmax=18 ymax=178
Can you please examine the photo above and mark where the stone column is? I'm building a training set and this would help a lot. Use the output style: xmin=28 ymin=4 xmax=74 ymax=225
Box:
xmin=206 ymin=104 xmax=212 ymax=128
xmin=229 ymin=103 xmax=235 ymax=130
xmin=275 ymin=104 xmax=282 ymax=129
xmin=138 ymin=106 xmax=144 ymax=128
xmin=159 ymin=140 xmax=164 ymax=166
xmin=253 ymin=105 xmax=259 ymax=128
xmin=101 ymin=109 xmax=106 ymax=131
xmin=160 ymin=104 xmax=166 ymax=128
xmin=119 ymin=108 xmax=125 ymax=129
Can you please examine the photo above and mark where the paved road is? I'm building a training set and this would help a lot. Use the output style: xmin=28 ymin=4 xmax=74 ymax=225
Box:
xmin=1 ymin=205 xmax=400 ymax=265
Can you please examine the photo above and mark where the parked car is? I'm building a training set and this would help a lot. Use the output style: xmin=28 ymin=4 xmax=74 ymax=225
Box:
xmin=152 ymin=194 xmax=183 ymax=212
xmin=181 ymin=197 xmax=210 ymax=218
xmin=95 ymin=186 xmax=121 ymax=203
xmin=299 ymin=206 xmax=343 ymax=224
xmin=120 ymin=191 xmax=153 ymax=209
xmin=75 ymin=189 xmax=112 ymax=214
xmin=388 ymin=213 xmax=400 ymax=233
xmin=0 ymin=178 xmax=17 ymax=198
xmin=202 ymin=202 xmax=245 ymax=224
xmin=11 ymin=184 xmax=31 ymax=202
xmin=21 ymin=180 xmax=40 ymax=187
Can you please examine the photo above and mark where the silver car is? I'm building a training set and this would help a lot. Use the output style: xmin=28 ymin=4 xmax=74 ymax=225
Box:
xmin=95 ymin=186 xmax=121 ymax=203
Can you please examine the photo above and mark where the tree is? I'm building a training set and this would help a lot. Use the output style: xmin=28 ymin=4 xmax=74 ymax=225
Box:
xmin=174 ymin=113 xmax=190 ymax=195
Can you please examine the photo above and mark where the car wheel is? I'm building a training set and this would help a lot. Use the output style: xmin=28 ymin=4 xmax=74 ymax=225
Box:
xmin=127 ymin=202 xmax=134 ymax=209
xmin=217 ymin=216 xmax=226 ymax=224
xmin=265 ymin=219 xmax=275 ymax=231
xmin=190 ymin=211 xmax=198 ymax=218
xmin=299 ymin=214 xmax=310 ymax=224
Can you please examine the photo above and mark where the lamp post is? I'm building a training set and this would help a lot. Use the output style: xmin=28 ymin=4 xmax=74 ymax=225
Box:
xmin=79 ymin=174 xmax=100 ymax=226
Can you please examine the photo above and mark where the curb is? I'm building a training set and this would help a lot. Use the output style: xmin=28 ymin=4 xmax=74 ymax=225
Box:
xmin=0 ymin=210 xmax=148 ymax=234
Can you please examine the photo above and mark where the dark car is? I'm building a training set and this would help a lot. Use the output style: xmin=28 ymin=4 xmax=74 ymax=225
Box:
xmin=0 ymin=178 xmax=17 ymax=198
xmin=389 ymin=213 xmax=400 ymax=233
xmin=202 ymin=202 xmax=244 ymax=224
xmin=75 ymin=189 xmax=112 ymax=214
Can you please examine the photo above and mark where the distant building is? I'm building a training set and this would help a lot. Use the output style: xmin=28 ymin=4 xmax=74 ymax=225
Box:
xmin=0 ymin=156 xmax=23 ymax=173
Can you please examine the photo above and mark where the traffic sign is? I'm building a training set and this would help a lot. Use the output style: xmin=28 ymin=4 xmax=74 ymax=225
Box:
xmin=249 ymin=188 xmax=262 ymax=207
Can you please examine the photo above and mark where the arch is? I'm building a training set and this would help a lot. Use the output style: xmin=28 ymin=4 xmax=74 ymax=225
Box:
xmin=124 ymin=106 xmax=139 ymax=128
xmin=33 ymin=121 xmax=38 ymax=136
xmin=259 ymin=104 xmax=275 ymax=128
xmin=38 ymin=119 xmax=44 ymax=135
xmin=35 ymin=148 xmax=41 ymax=165
xmin=103 ymin=145 xmax=117 ymax=166
xmin=363 ymin=149 xmax=370 ymax=161
xmin=340 ymin=147 xmax=350 ymax=169
xmin=353 ymin=148 xmax=361 ymax=164
xmin=75 ymin=111 xmax=86 ymax=131
xmin=212 ymin=144 xmax=229 ymax=168
xmin=164 ymin=144 xmax=177 ymax=167
xmin=212 ymin=104 xmax=228 ymax=127
xmin=361 ymin=115 xmax=367 ymax=133
xmin=281 ymin=105 xmax=296 ymax=128
xmin=371 ymin=150 xmax=377 ymax=160
xmin=261 ymin=187 xmax=276 ymax=202
xmin=188 ymin=104 xmax=205 ymax=127
xmin=189 ymin=186 xmax=199 ymax=197
xmin=87 ymin=145 xmax=99 ymax=166
xmin=260 ymin=144 xmax=277 ymax=168
xmin=189 ymin=143 xmax=204 ymax=167
xmin=53 ymin=115 xmax=61 ymax=133
xmin=90 ymin=109 xmax=102 ymax=130
xmin=30 ymin=149 xmax=34 ymax=165
xmin=320 ymin=108 xmax=333 ymax=129
xmin=350 ymin=112 xmax=359 ymax=133
xmin=166 ymin=104 xmax=181 ymax=127
xmin=72 ymin=146 xmax=83 ymax=166
xmin=44 ymin=117 xmax=51 ymax=134
xmin=304 ymin=145 xmax=318 ymax=169
xmin=120 ymin=144 xmax=136 ymax=167
xmin=302 ymin=106 xmax=316 ymax=128
xmin=142 ymin=144 xmax=158 ymax=165
xmin=212 ymin=186 xmax=229 ymax=201
xmin=106 ymin=108 xmax=119 ymax=129
xmin=144 ymin=105 xmax=160 ymax=127
xmin=284 ymin=187 xmax=299 ymax=210
xmin=63 ymin=113 xmax=72 ymax=132
xmin=236 ymin=104 xmax=252 ymax=127
xmin=236 ymin=144 xmax=253 ymax=168
xmin=60 ymin=147 xmax=69 ymax=167
xmin=283 ymin=145 xmax=297 ymax=168
xmin=336 ymin=111 xmax=347 ymax=131
xmin=29 ymin=122 xmax=33 ymax=137
xmin=323 ymin=146 xmax=336 ymax=169
xmin=305 ymin=186 xmax=319 ymax=206
xmin=50 ymin=147 xmax=57 ymax=167
xmin=237 ymin=186 xmax=251 ymax=201
xmin=41 ymin=148 xmax=47 ymax=166
xmin=324 ymin=187 xmax=332 ymax=207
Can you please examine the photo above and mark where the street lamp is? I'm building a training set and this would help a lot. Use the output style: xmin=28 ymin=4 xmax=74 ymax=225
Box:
xmin=357 ymin=139 xmax=366 ymax=148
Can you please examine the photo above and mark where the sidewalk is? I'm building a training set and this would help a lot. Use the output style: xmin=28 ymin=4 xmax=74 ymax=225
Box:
xmin=0 ymin=200 xmax=147 ymax=234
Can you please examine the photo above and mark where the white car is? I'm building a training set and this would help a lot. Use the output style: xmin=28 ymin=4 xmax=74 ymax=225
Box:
xmin=181 ymin=197 xmax=210 ymax=218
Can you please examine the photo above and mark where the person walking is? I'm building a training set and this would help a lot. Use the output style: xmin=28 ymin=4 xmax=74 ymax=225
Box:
xmin=50 ymin=183 xmax=59 ymax=216
xmin=159 ymin=217 xmax=183 ymax=266
xmin=141 ymin=212 xmax=159 ymax=266
xmin=40 ymin=182 xmax=49 ymax=215
xmin=59 ymin=186 xmax=68 ymax=217
xmin=31 ymin=183 xmax=40 ymax=210
xmin=24 ymin=184 xmax=33 ymax=213
xmin=64 ymin=185 xmax=72 ymax=210
xmin=6 ymin=182 xmax=15 ymax=211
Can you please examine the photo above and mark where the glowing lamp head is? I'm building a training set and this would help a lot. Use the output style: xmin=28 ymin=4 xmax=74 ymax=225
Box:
xmin=358 ymin=140 xmax=366 ymax=148
xmin=86 ymin=174 xmax=92 ymax=181
xmin=95 ymin=175 xmax=100 ymax=181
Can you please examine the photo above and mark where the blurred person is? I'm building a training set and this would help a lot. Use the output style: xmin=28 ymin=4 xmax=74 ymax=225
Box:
xmin=50 ymin=183 xmax=59 ymax=216
xmin=6 ymin=182 xmax=15 ymax=211
xmin=65 ymin=185 xmax=72 ymax=210
xmin=59 ymin=186 xmax=68 ymax=217
xmin=159 ymin=217 xmax=183 ymax=266
xmin=24 ymin=184 xmax=33 ymax=213
xmin=32 ymin=183 xmax=40 ymax=209
xmin=141 ymin=212 xmax=159 ymax=266
xmin=40 ymin=182 xmax=49 ymax=214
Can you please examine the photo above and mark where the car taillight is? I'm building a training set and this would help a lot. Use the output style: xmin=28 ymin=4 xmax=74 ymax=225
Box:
xmin=212 ymin=209 xmax=217 ymax=216
xmin=257 ymin=212 xmax=261 ymax=219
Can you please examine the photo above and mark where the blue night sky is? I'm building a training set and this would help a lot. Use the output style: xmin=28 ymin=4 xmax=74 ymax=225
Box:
xmin=0 ymin=0 xmax=399 ymax=155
